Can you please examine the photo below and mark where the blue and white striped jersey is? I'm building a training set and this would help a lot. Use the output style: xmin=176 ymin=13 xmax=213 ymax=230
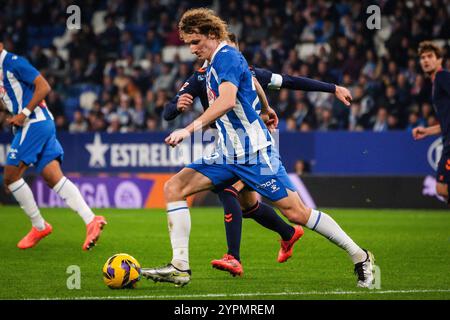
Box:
xmin=0 ymin=49 xmax=53 ymax=123
xmin=206 ymin=43 xmax=272 ymax=159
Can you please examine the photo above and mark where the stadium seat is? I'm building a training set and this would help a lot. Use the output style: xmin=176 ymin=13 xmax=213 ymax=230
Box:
xmin=26 ymin=26 xmax=39 ymax=37
xmin=79 ymin=91 xmax=98 ymax=111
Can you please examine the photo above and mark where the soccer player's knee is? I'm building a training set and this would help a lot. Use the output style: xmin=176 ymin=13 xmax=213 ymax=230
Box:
xmin=164 ymin=178 xmax=183 ymax=200
xmin=284 ymin=207 xmax=309 ymax=225
xmin=3 ymin=175 xmax=19 ymax=187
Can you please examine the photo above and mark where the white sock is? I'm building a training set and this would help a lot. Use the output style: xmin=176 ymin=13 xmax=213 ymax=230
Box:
xmin=167 ymin=201 xmax=191 ymax=270
xmin=53 ymin=177 xmax=95 ymax=225
xmin=306 ymin=209 xmax=366 ymax=263
xmin=8 ymin=179 xmax=46 ymax=231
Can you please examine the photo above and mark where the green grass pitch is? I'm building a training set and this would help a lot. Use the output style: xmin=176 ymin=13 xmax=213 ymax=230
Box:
xmin=0 ymin=206 xmax=449 ymax=300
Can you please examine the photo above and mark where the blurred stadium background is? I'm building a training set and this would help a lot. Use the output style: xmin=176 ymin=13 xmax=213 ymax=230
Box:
xmin=1 ymin=0 xmax=450 ymax=209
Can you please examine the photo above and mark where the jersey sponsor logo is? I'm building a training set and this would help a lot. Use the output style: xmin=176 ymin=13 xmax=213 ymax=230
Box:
xmin=0 ymin=71 xmax=4 ymax=100
xmin=427 ymin=137 xmax=443 ymax=171
xmin=206 ymin=83 xmax=217 ymax=107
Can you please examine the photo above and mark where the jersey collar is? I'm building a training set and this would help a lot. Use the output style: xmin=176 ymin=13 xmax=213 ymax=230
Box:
xmin=208 ymin=41 xmax=228 ymax=65
xmin=0 ymin=49 xmax=7 ymax=67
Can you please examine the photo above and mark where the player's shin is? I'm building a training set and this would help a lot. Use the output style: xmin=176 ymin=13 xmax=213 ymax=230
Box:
xmin=218 ymin=187 xmax=242 ymax=261
xmin=244 ymin=201 xmax=294 ymax=240
xmin=306 ymin=209 xmax=366 ymax=263
xmin=8 ymin=178 xmax=46 ymax=230
xmin=167 ymin=201 xmax=191 ymax=271
xmin=52 ymin=176 xmax=95 ymax=224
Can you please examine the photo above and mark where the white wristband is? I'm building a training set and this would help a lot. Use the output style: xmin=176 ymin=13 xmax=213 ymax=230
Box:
xmin=21 ymin=108 xmax=31 ymax=117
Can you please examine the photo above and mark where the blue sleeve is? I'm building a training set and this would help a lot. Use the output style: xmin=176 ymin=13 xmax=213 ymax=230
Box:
xmin=214 ymin=51 xmax=242 ymax=88
xmin=281 ymin=74 xmax=336 ymax=93
xmin=11 ymin=56 xmax=40 ymax=85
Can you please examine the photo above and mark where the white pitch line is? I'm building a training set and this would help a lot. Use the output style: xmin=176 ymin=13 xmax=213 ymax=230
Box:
xmin=30 ymin=289 xmax=450 ymax=300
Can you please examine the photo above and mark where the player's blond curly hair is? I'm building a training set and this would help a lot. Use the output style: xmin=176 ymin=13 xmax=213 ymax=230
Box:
xmin=178 ymin=8 xmax=229 ymax=41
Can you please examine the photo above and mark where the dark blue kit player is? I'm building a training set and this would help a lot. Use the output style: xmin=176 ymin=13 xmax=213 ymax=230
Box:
xmin=413 ymin=41 xmax=450 ymax=204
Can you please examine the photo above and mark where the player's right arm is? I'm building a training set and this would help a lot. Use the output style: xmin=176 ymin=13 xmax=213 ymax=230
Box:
xmin=7 ymin=57 xmax=51 ymax=127
xmin=412 ymin=125 xmax=441 ymax=140
xmin=165 ymin=81 xmax=237 ymax=147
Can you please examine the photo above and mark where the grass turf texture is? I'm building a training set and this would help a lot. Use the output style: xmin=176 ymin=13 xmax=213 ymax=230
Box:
xmin=0 ymin=206 xmax=449 ymax=300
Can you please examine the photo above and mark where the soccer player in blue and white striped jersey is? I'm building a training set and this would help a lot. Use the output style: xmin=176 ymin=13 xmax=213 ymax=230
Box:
xmin=0 ymin=42 xmax=106 ymax=250
xmin=141 ymin=8 xmax=374 ymax=288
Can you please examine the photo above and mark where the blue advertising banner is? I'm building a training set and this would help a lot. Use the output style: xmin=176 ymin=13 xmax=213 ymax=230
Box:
xmin=0 ymin=131 xmax=442 ymax=175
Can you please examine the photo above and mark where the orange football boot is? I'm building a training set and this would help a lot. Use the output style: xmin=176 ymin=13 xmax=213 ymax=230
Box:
xmin=82 ymin=216 xmax=107 ymax=251
xmin=211 ymin=254 xmax=244 ymax=277
xmin=17 ymin=222 xmax=52 ymax=249
xmin=278 ymin=225 xmax=304 ymax=263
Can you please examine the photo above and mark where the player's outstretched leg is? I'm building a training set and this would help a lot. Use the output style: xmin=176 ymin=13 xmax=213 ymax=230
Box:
xmin=4 ymin=164 xmax=52 ymax=249
xmin=141 ymin=199 xmax=192 ymax=286
xmin=142 ymin=168 xmax=214 ymax=286
xmin=211 ymin=187 xmax=244 ymax=276
xmin=41 ymin=160 xmax=107 ymax=250
xmin=275 ymin=190 xmax=375 ymax=288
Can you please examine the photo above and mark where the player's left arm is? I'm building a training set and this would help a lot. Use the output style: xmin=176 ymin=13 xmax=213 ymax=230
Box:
xmin=256 ymin=67 xmax=352 ymax=106
xmin=165 ymin=82 xmax=237 ymax=147
xmin=282 ymin=74 xmax=352 ymax=106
